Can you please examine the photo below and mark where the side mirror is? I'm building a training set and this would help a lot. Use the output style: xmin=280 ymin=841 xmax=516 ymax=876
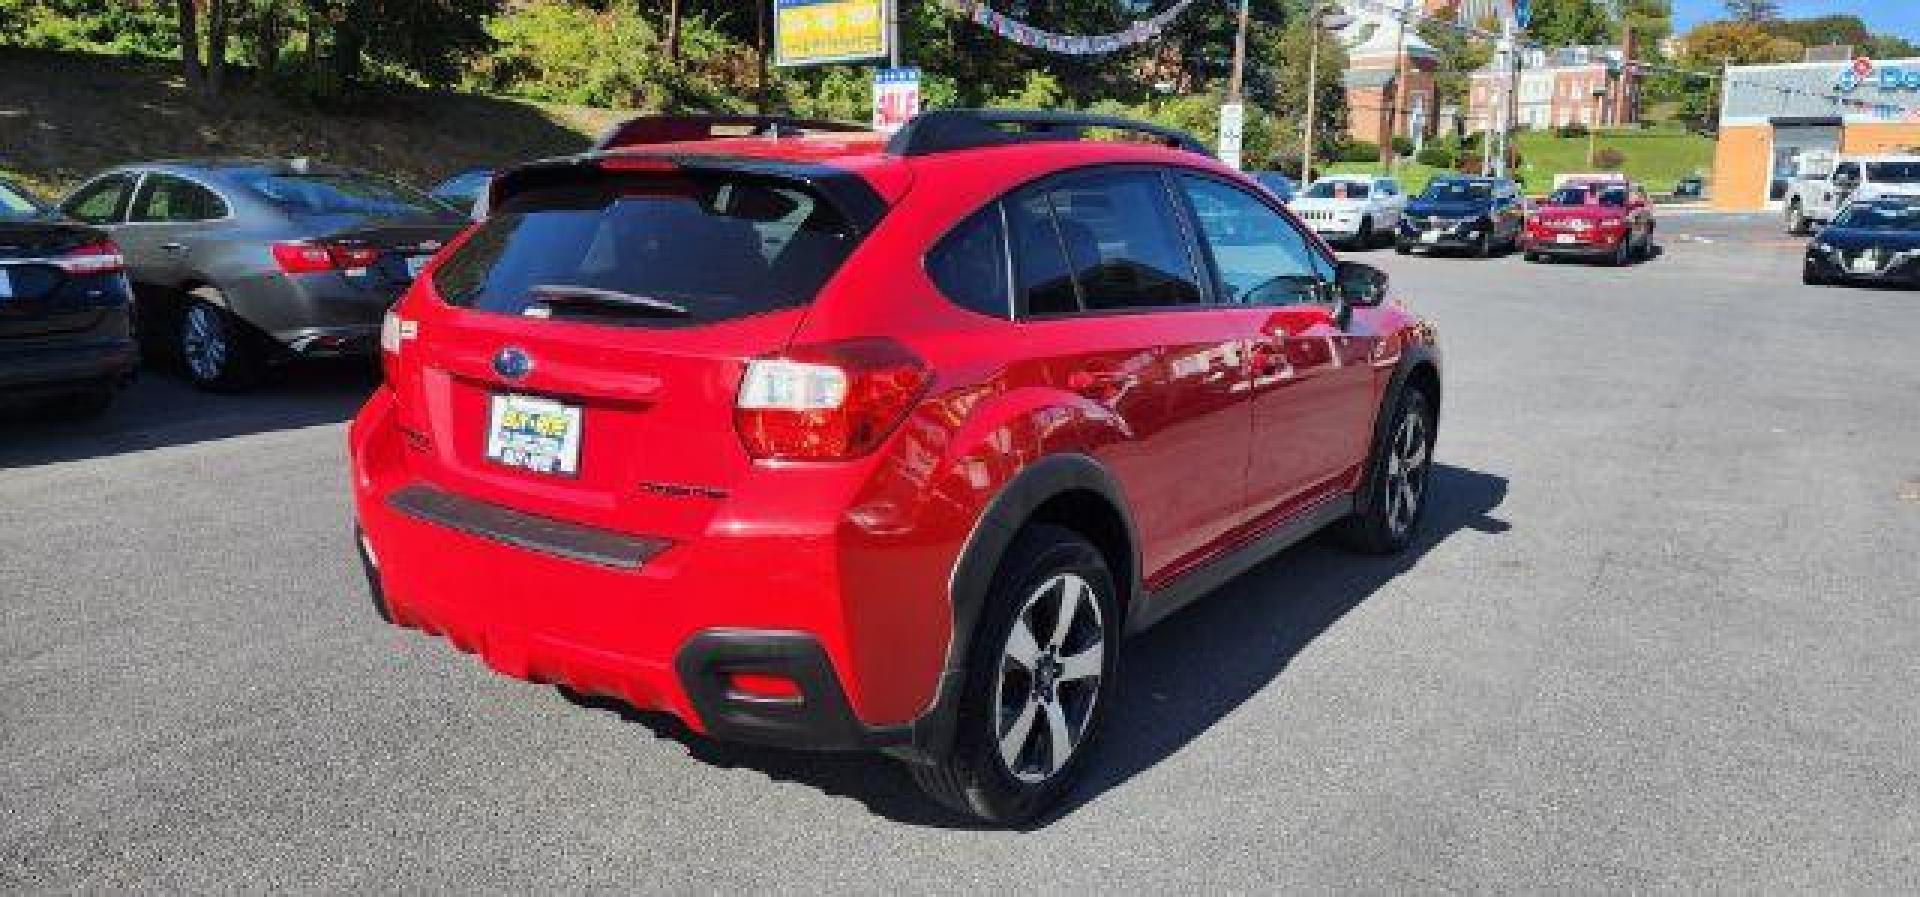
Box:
xmin=1336 ymin=260 xmax=1388 ymax=307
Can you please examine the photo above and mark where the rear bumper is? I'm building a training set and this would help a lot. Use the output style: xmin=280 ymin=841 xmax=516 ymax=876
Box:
xmin=347 ymin=388 xmax=946 ymax=756
xmin=0 ymin=335 xmax=138 ymax=392
xmin=221 ymin=271 xmax=406 ymax=354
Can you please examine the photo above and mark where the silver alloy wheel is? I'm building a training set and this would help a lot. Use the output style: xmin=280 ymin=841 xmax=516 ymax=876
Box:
xmin=993 ymin=571 xmax=1105 ymax=784
xmin=182 ymin=304 xmax=228 ymax=382
xmin=1383 ymin=407 xmax=1430 ymax=537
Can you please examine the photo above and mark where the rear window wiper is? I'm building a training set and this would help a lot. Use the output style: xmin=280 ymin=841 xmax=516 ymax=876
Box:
xmin=527 ymin=284 xmax=691 ymax=317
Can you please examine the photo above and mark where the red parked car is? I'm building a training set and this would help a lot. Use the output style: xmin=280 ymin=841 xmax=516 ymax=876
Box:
xmin=349 ymin=111 xmax=1442 ymax=824
xmin=1521 ymin=176 xmax=1656 ymax=265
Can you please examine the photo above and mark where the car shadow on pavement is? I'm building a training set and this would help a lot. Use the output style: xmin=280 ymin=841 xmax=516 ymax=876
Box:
xmin=566 ymin=463 xmax=1510 ymax=829
xmin=0 ymin=360 xmax=378 ymax=469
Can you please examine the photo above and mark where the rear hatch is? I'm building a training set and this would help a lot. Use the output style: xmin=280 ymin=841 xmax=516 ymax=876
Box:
xmin=0 ymin=220 xmax=119 ymax=340
xmin=386 ymin=161 xmax=874 ymax=543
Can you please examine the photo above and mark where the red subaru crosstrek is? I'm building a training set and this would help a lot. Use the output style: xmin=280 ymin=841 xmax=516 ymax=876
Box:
xmin=350 ymin=110 xmax=1442 ymax=824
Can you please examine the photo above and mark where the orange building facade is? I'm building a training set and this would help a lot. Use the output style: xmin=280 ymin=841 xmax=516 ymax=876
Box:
xmin=1710 ymin=59 xmax=1920 ymax=211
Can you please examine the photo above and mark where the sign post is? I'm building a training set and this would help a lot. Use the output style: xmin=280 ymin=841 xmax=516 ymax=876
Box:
xmin=873 ymin=67 xmax=922 ymax=134
xmin=1218 ymin=102 xmax=1246 ymax=170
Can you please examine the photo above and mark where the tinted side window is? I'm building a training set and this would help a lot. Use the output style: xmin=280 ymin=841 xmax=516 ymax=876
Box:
xmin=1178 ymin=175 xmax=1331 ymax=307
xmin=132 ymin=174 xmax=229 ymax=223
xmin=926 ymin=203 xmax=1011 ymax=318
xmin=1006 ymin=191 xmax=1079 ymax=316
xmin=1044 ymin=170 xmax=1202 ymax=312
xmin=62 ymin=174 xmax=136 ymax=224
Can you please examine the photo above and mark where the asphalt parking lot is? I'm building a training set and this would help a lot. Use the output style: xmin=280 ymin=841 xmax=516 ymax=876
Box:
xmin=5 ymin=213 xmax=1917 ymax=889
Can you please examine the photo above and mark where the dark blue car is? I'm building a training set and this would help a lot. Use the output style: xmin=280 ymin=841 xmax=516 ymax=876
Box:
xmin=1804 ymin=200 xmax=1920 ymax=287
xmin=1397 ymin=176 xmax=1524 ymax=257
xmin=0 ymin=177 xmax=138 ymax=416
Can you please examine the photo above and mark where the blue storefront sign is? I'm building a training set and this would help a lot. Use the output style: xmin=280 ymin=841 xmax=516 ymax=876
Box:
xmin=1836 ymin=58 xmax=1920 ymax=92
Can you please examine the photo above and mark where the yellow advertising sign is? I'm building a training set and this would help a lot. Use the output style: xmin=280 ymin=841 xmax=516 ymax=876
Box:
xmin=775 ymin=0 xmax=889 ymax=66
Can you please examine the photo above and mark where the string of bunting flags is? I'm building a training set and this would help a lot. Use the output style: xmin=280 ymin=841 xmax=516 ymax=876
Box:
xmin=932 ymin=0 xmax=1202 ymax=55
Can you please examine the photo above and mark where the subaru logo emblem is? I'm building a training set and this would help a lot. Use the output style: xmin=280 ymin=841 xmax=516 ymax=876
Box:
xmin=493 ymin=346 xmax=533 ymax=380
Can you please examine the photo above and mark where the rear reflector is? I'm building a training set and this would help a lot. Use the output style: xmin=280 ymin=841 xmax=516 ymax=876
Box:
xmin=726 ymin=672 xmax=803 ymax=701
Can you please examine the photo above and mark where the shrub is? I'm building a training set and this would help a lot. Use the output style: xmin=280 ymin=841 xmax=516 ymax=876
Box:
xmin=1337 ymin=140 xmax=1381 ymax=162
xmin=1391 ymin=135 xmax=1415 ymax=157
xmin=1416 ymin=143 xmax=1456 ymax=168
xmin=1594 ymin=147 xmax=1626 ymax=169
xmin=1555 ymin=123 xmax=1590 ymax=138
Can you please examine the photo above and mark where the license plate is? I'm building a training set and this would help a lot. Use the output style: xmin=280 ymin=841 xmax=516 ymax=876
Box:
xmin=1555 ymin=233 xmax=1579 ymax=244
xmin=1420 ymin=231 xmax=1442 ymax=244
xmin=404 ymin=255 xmax=430 ymax=278
xmin=0 ymin=268 xmax=11 ymax=299
xmin=1851 ymin=255 xmax=1881 ymax=273
xmin=486 ymin=393 xmax=583 ymax=476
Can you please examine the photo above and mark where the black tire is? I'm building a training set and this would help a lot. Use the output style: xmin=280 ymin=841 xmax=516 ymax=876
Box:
xmin=1523 ymin=250 xmax=1540 ymax=263
xmin=908 ymin=524 xmax=1120 ymax=826
xmin=1336 ymin=387 xmax=1435 ymax=555
xmin=1802 ymin=264 xmax=1828 ymax=286
xmin=1608 ymin=237 xmax=1631 ymax=267
xmin=1352 ymin=216 xmax=1373 ymax=250
xmin=179 ymin=290 xmax=264 ymax=392
xmin=1787 ymin=202 xmax=1809 ymax=235
xmin=1472 ymin=230 xmax=1492 ymax=258
xmin=1395 ymin=240 xmax=1411 ymax=255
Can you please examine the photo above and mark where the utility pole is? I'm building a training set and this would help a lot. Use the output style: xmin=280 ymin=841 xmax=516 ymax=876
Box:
xmin=1301 ymin=3 xmax=1353 ymax=185
xmin=1380 ymin=0 xmax=1410 ymax=168
xmin=1226 ymin=0 xmax=1251 ymax=102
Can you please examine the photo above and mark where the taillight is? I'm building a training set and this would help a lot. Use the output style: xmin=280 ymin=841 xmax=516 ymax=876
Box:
xmin=55 ymin=240 xmax=125 ymax=275
xmin=272 ymin=240 xmax=382 ymax=274
xmin=734 ymin=338 xmax=931 ymax=461
xmin=379 ymin=309 xmax=417 ymax=383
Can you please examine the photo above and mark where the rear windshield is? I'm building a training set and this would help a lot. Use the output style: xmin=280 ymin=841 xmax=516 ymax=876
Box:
xmin=431 ymin=172 xmax=859 ymax=326
xmin=234 ymin=170 xmax=453 ymax=218
xmin=1305 ymin=181 xmax=1369 ymax=199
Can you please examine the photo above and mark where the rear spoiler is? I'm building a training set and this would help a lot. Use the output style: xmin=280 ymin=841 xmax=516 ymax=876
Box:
xmin=592 ymin=115 xmax=871 ymax=151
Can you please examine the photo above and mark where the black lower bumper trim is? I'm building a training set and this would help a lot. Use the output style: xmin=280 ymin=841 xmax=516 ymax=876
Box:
xmin=386 ymin=484 xmax=670 ymax=569
xmin=676 ymin=630 xmax=909 ymax=752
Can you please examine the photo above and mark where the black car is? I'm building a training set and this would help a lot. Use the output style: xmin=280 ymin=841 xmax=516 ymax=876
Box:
xmin=57 ymin=159 xmax=467 ymax=390
xmin=1396 ymin=176 xmax=1524 ymax=257
xmin=0 ymin=176 xmax=138 ymax=415
xmin=1803 ymin=200 xmax=1920 ymax=287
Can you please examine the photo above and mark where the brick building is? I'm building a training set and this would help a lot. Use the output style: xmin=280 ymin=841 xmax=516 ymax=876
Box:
xmin=1466 ymin=44 xmax=1640 ymax=134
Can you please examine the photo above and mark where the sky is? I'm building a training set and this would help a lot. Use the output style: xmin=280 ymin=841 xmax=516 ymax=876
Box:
xmin=1671 ymin=0 xmax=1920 ymax=42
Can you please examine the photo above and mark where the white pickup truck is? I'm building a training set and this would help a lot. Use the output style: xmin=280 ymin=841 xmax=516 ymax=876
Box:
xmin=1784 ymin=153 xmax=1920 ymax=234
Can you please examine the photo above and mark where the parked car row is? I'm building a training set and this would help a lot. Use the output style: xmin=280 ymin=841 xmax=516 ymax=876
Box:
xmin=1264 ymin=169 xmax=1658 ymax=266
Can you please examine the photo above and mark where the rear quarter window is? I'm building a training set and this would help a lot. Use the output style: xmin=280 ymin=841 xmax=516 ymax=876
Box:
xmin=926 ymin=204 xmax=1011 ymax=318
xmin=431 ymin=172 xmax=861 ymax=327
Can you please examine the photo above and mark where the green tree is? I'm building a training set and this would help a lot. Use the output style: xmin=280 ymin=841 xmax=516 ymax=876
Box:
xmin=1527 ymin=0 xmax=1612 ymax=47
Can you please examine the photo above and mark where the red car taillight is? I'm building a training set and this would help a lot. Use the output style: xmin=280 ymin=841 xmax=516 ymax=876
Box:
xmin=55 ymin=240 xmax=125 ymax=275
xmin=272 ymin=240 xmax=382 ymax=274
xmin=734 ymin=338 xmax=931 ymax=461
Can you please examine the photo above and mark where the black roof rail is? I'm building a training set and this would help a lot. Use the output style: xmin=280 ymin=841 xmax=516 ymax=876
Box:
xmin=593 ymin=115 xmax=872 ymax=151
xmin=885 ymin=109 xmax=1213 ymax=159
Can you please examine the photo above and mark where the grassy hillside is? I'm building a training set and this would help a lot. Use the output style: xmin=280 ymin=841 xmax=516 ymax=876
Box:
xmin=0 ymin=49 xmax=633 ymax=199
xmin=1325 ymin=128 xmax=1714 ymax=195
xmin=1514 ymin=128 xmax=1714 ymax=193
